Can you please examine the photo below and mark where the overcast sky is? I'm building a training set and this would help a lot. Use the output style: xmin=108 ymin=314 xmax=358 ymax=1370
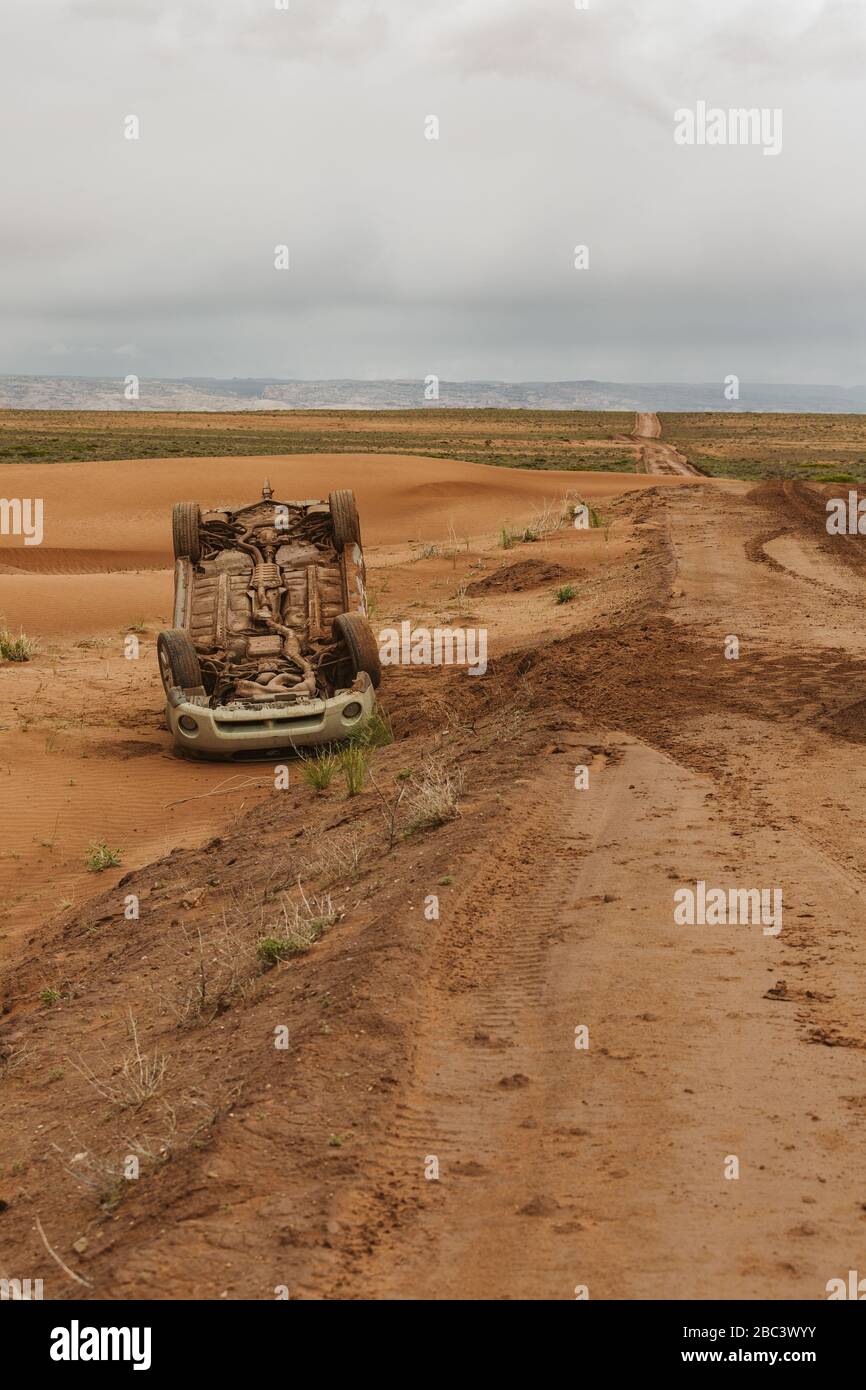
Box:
xmin=1 ymin=0 xmax=864 ymax=383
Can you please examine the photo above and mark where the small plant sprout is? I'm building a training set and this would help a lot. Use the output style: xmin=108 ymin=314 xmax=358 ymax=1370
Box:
xmin=555 ymin=584 xmax=578 ymax=605
xmin=257 ymin=883 xmax=339 ymax=965
xmin=85 ymin=842 xmax=123 ymax=872
xmin=256 ymin=937 xmax=293 ymax=967
xmin=368 ymin=767 xmax=408 ymax=852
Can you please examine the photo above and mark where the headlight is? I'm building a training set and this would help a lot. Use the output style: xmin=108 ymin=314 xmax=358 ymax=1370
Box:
xmin=342 ymin=702 xmax=363 ymax=721
xmin=178 ymin=715 xmax=199 ymax=735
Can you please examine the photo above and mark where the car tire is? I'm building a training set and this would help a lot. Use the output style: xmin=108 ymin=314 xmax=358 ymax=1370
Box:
xmin=158 ymin=628 xmax=203 ymax=696
xmin=172 ymin=501 xmax=201 ymax=562
xmin=333 ymin=612 xmax=381 ymax=689
xmin=329 ymin=489 xmax=361 ymax=548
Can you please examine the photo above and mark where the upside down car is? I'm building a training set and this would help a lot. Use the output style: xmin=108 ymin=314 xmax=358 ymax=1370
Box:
xmin=157 ymin=482 xmax=381 ymax=759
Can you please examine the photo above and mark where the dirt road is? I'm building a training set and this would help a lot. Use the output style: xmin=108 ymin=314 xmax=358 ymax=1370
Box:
xmin=313 ymin=478 xmax=866 ymax=1301
xmin=3 ymin=460 xmax=866 ymax=1302
xmin=633 ymin=411 xmax=701 ymax=475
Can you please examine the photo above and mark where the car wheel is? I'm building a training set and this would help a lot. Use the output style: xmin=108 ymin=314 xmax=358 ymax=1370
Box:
xmin=157 ymin=628 xmax=203 ymax=696
xmin=172 ymin=501 xmax=201 ymax=562
xmin=332 ymin=612 xmax=381 ymax=689
xmin=329 ymin=489 xmax=361 ymax=548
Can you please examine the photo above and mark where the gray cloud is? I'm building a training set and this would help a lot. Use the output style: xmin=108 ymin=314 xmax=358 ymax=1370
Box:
xmin=0 ymin=0 xmax=863 ymax=383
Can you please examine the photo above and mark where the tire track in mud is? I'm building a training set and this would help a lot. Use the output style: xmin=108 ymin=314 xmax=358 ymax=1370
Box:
xmin=318 ymin=712 xmax=866 ymax=1300
xmin=316 ymin=741 xmax=614 ymax=1298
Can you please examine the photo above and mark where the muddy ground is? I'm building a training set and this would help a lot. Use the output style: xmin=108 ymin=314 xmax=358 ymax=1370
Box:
xmin=2 ymin=447 xmax=866 ymax=1300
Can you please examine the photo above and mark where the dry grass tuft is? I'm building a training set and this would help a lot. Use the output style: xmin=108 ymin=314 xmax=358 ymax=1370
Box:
xmin=68 ymin=1011 xmax=166 ymax=1110
xmin=0 ymin=623 xmax=36 ymax=662
xmin=257 ymin=883 xmax=340 ymax=965
xmin=405 ymin=755 xmax=464 ymax=832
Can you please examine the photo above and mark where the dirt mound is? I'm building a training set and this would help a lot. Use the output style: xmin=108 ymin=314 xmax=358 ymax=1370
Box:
xmin=464 ymin=558 xmax=571 ymax=594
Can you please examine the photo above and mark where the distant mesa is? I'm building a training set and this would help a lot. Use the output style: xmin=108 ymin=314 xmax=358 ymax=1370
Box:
xmin=1 ymin=375 xmax=865 ymax=413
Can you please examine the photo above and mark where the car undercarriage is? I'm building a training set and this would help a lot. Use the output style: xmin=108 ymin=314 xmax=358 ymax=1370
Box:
xmin=158 ymin=484 xmax=380 ymax=757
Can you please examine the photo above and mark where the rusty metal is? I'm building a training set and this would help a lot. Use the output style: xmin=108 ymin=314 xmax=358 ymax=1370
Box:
xmin=174 ymin=483 xmax=359 ymax=708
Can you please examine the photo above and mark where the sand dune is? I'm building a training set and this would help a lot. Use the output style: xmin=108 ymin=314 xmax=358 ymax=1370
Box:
xmin=0 ymin=451 xmax=687 ymax=561
xmin=0 ymin=450 xmax=689 ymax=638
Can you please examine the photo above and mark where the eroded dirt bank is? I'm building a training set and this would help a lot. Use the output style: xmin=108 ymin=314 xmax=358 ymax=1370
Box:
xmin=3 ymin=464 xmax=866 ymax=1300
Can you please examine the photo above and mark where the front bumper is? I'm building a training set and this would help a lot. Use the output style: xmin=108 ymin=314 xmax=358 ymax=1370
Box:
xmin=166 ymin=676 xmax=375 ymax=760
